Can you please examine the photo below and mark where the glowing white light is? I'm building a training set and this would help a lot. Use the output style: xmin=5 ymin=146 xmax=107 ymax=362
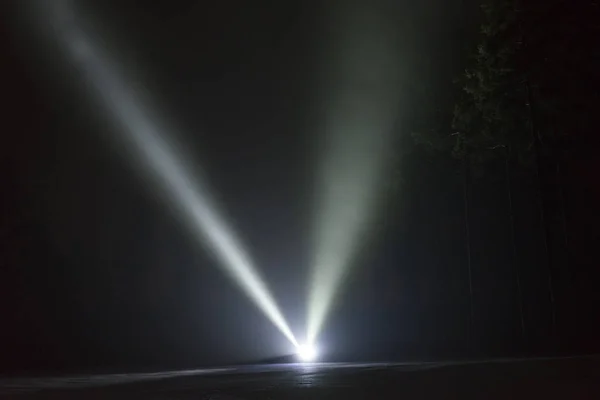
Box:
xmin=43 ymin=1 xmax=297 ymax=347
xmin=296 ymin=344 xmax=317 ymax=362
xmin=307 ymin=3 xmax=399 ymax=344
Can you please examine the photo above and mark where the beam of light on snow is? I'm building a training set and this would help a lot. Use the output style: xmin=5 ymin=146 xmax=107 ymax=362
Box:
xmin=307 ymin=2 xmax=400 ymax=344
xmin=39 ymin=0 xmax=297 ymax=347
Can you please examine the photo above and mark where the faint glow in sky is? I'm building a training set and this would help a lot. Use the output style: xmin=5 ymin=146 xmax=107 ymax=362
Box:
xmin=43 ymin=0 xmax=297 ymax=347
xmin=307 ymin=2 xmax=399 ymax=344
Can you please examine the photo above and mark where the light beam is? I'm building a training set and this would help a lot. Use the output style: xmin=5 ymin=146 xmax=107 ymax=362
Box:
xmin=296 ymin=343 xmax=318 ymax=362
xmin=39 ymin=0 xmax=297 ymax=347
xmin=307 ymin=2 xmax=400 ymax=344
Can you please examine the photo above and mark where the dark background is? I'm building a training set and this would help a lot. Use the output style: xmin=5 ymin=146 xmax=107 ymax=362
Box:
xmin=2 ymin=0 xmax=599 ymax=375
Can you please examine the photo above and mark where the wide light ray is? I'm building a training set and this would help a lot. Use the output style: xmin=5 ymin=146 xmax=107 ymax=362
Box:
xmin=307 ymin=2 xmax=400 ymax=344
xmin=42 ymin=1 xmax=297 ymax=347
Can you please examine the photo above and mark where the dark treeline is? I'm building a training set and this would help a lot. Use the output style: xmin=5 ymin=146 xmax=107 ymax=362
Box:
xmin=398 ymin=0 xmax=600 ymax=357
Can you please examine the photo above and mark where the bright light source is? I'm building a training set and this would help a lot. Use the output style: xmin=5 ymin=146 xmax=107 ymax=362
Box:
xmin=43 ymin=0 xmax=297 ymax=347
xmin=307 ymin=2 xmax=399 ymax=344
xmin=296 ymin=344 xmax=317 ymax=362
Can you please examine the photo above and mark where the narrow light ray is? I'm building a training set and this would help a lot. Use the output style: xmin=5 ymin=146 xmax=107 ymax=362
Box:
xmin=41 ymin=0 xmax=297 ymax=347
xmin=307 ymin=2 xmax=400 ymax=344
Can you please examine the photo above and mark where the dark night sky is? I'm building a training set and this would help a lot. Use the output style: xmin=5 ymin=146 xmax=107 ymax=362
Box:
xmin=2 ymin=0 xmax=599 ymax=375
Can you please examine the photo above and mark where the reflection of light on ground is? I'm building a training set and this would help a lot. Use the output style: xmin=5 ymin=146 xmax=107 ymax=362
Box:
xmin=0 ymin=368 xmax=235 ymax=393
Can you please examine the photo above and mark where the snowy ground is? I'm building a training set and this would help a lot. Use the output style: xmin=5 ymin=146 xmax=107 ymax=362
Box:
xmin=2 ymin=356 xmax=599 ymax=399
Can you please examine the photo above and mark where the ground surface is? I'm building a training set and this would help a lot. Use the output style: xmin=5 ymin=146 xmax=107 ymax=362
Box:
xmin=2 ymin=356 xmax=599 ymax=399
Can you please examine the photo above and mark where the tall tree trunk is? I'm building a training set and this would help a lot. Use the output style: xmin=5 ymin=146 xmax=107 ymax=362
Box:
xmin=526 ymin=81 xmax=557 ymax=345
xmin=505 ymin=146 xmax=525 ymax=342
xmin=463 ymin=149 xmax=475 ymax=350
xmin=556 ymin=162 xmax=569 ymax=267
